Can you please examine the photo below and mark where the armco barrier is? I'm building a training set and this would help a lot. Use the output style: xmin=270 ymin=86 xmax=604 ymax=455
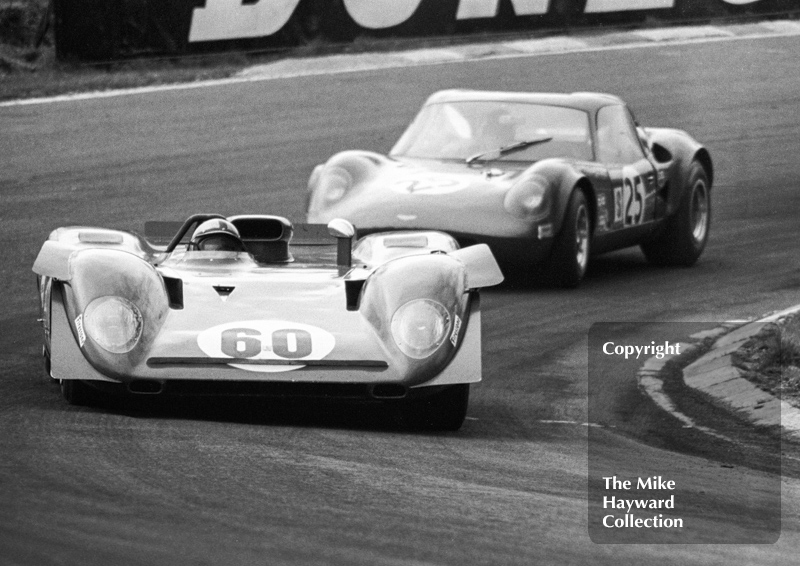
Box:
xmin=53 ymin=0 xmax=800 ymax=61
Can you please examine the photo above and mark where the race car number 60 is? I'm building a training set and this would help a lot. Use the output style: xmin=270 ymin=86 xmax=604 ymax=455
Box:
xmin=221 ymin=328 xmax=312 ymax=359
xmin=198 ymin=320 xmax=336 ymax=373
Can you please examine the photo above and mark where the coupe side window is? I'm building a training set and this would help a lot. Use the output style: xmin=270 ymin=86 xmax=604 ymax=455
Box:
xmin=595 ymin=105 xmax=646 ymax=164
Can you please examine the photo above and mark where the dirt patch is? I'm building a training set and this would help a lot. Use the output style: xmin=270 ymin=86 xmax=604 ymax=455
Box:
xmin=731 ymin=314 xmax=800 ymax=409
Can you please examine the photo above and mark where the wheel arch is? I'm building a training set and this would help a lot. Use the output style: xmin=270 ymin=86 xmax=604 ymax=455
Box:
xmin=693 ymin=148 xmax=714 ymax=187
xmin=551 ymin=172 xmax=596 ymax=238
xmin=545 ymin=179 xmax=592 ymax=288
xmin=530 ymin=159 xmax=595 ymax=237
xmin=307 ymin=150 xmax=387 ymax=220
xmin=574 ymin=177 xmax=597 ymax=235
xmin=643 ymin=127 xmax=712 ymax=214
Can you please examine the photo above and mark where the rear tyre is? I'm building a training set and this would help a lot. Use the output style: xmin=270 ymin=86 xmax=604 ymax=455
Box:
xmin=403 ymin=384 xmax=470 ymax=431
xmin=546 ymin=190 xmax=590 ymax=287
xmin=42 ymin=346 xmax=53 ymax=380
xmin=641 ymin=161 xmax=710 ymax=266
xmin=60 ymin=379 xmax=94 ymax=406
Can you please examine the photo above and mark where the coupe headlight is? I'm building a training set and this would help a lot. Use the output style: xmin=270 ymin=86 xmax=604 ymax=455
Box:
xmin=504 ymin=176 xmax=550 ymax=219
xmin=83 ymin=296 xmax=143 ymax=353
xmin=391 ymin=299 xmax=451 ymax=359
xmin=318 ymin=166 xmax=353 ymax=205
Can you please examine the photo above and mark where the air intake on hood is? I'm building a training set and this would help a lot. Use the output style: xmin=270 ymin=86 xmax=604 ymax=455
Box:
xmin=163 ymin=276 xmax=183 ymax=309
xmin=213 ymin=285 xmax=235 ymax=300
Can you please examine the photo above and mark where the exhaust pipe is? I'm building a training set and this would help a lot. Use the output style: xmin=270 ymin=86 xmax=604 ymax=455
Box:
xmin=370 ymin=383 xmax=408 ymax=399
xmin=128 ymin=380 xmax=164 ymax=394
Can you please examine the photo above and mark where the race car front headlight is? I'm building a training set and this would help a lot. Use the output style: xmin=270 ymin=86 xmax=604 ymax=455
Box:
xmin=319 ymin=166 xmax=353 ymax=205
xmin=83 ymin=296 xmax=143 ymax=354
xmin=504 ymin=176 xmax=550 ymax=219
xmin=391 ymin=299 xmax=451 ymax=359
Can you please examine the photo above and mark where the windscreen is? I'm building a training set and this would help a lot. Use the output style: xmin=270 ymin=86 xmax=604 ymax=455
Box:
xmin=391 ymin=101 xmax=593 ymax=162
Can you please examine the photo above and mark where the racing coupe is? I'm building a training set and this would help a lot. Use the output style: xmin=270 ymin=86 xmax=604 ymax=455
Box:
xmin=307 ymin=90 xmax=713 ymax=286
xmin=32 ymin=214 xmax=503 ymax=430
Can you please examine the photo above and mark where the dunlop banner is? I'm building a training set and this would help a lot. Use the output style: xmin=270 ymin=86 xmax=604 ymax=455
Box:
xmin=54 ymin=0 xmax=800 ymax=60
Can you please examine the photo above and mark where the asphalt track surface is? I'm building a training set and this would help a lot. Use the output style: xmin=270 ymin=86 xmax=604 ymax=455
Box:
xmin=3 ymin=34 xmax=800 ymax=565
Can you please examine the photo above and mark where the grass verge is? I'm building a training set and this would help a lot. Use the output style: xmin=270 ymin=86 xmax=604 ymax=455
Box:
xmin=732 ymin=314 xmax=800 ymax=408
xmin=0 ymin=0 xmax=271 ymax=101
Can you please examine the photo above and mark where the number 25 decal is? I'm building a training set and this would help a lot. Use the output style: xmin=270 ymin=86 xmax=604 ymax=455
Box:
xmin=614 ymin=167 xmax=647 ymax=226
xmin=198 ymin=320 xmax=336 ymax=373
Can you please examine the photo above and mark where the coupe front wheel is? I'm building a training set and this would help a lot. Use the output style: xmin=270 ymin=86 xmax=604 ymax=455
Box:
xmin=641 ymin=161 xmax=710 ymax=266
xmin=546 ymin=190 xmax=591 ymax=287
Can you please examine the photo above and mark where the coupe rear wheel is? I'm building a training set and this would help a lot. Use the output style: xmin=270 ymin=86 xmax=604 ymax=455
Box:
xmin=546 ymin=190 xmax=590 ymax=287
xmin=403 ymin=384 xmax=470 ymax=431
xmin=641 ymin=160 xmax=710 ymax=266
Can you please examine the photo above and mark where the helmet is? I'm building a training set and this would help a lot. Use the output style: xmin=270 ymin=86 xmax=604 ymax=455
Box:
xmin=481 ymin=108 xmax=516 ymax=142
xmin=190 ymin=219 xmax=245 ymax=252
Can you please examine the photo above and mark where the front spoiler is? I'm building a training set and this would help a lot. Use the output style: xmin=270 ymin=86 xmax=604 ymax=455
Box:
xmin=146 ymin=357 xmax=389 ymax=369
xmin=49 ymin=284 xmax=482 ymax=390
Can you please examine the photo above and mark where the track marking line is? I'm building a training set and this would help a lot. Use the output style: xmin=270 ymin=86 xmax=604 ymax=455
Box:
xmin=538 ymin=419 xmax=608 ymax=428
xmin=639 ymin=307 xmax=800 ymax=442
xmin=637 ymin=341 xmax=735 ymax=443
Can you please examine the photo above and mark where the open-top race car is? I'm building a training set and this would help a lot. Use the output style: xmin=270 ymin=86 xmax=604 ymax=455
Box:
xmin=307 ymin=89 xmax=713 ymax=286
xmin=32 ymin=214 xmax=503 ymax=430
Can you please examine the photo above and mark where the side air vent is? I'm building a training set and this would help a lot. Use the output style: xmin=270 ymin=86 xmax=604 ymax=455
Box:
xmin=162 ymin=276 xmax=183 ymax=309
xmin=78 ymin=230 xmax=124 ymax=244
xmin=345 ymin=278 xmax=366 ymax=311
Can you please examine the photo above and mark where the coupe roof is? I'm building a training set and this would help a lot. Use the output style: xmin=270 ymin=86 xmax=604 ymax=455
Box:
xmin=424 ymin=89 xmax=624 ymax=112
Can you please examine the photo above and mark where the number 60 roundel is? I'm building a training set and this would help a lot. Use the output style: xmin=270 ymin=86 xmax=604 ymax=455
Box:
xmin=197 ymin=320 xmax=336 ymax=373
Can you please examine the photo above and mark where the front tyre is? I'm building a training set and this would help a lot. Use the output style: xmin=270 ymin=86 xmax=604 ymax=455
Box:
xmin=546 ymin=190 xmax=591 ymax=287
xmin=641 ymin=161 xmax=710 ymax=266
xmin=403 ymin=384 xmax=469 ymax=431
xmin=42 ymin=346 xmax=53 ymax=380
xmin=60 ymin=379 xmax=94 ymax=406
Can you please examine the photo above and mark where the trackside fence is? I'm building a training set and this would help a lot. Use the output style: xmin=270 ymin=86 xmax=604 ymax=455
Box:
xmin=53 ymin=0 xmax=800 ymax=61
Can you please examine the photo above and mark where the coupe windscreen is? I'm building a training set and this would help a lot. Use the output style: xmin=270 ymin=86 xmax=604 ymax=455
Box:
xmin=391 ymin=101 xmax=593 ymax=162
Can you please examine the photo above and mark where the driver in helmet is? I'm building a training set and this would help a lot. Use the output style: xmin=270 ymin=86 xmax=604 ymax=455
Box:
xmin=190 ymin=219 xmax=246 ymax=252
xmin=479 ymin=109 xmax=516 ymax=148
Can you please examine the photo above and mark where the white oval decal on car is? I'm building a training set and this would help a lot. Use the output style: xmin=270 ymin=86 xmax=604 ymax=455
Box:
xmin=389 ymin=175 xmax=469 ymax=195
xmin=197 ymin=320 xmax=336 ymax=373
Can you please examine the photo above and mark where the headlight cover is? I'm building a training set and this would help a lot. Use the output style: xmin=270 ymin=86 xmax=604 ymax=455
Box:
xmin=504 ymin=176 xmax=550 ymax=219
xmin=83 ymin=296 xmax=143 ymax=353
xmin=318 ymin=166 xmax=353 ymax=206
xmin=391 ymin=299 xmax=451 ymax=359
